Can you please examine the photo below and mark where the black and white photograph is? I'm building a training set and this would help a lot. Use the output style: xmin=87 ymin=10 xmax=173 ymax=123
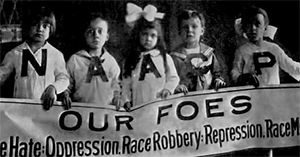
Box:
xmin=0 ymin=0 xmax=299 ymax=156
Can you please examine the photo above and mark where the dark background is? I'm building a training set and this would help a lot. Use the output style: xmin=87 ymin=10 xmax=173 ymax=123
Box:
xmin=1 ymin=0 xmax=299 ymax=98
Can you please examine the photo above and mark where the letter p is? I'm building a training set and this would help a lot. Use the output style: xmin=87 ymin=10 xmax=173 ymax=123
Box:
xmin=253 ymin=51 xmax=276 ymax=75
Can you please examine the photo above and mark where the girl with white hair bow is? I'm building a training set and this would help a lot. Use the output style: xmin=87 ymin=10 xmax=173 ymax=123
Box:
xmin=121 ymin=3 xmax=179 ymax=111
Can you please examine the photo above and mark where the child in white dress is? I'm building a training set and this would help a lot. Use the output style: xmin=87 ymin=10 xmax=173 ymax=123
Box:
xmin=122 ymin=3 xmax=179 ymax=111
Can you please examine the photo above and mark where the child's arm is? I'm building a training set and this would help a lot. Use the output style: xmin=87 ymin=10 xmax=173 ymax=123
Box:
xmin=164 ymin=54 xmax=180 ymax=94
xmin=52 ymin=52 xmax=70 ymax=94
xmin=211 ymin=53 xmax=226 ymax=90
xmin=66 ymin=57 xmax=75 ymax=95
xmin=59 ymin=56 xmax=76 ymax=110
xmin=121 ymin=77 xmax=132 ymax=104
xmin=170 ymin=54 xmax=190 ymax=89
xmin=211 ymin=53 xmax=222 ymax=79
xmin=231 ymin=49 xmax=244 ymax=83
xmin=276 ymin=46 xmax=300 ymax=81
xmin=0 ymin=51 xmax=14 ymax=86
xmin=109 ymin=58 xmax=121 ymax=93
xmin=109 ymin=58 xmax=121 ymax=110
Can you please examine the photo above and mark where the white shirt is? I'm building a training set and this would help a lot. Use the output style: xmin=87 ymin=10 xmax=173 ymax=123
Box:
xmin=67 ymin=49 xmax=120 ymax=106
xmin=0 ymin=42 xmax=69 ymax=99
xmin=232 ymin=41 xmax=300 ymax=85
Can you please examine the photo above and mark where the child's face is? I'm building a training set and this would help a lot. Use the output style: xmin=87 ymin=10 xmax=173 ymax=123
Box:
xmin=179 ymin=17 xmax=204 ymax=45
xmin=139 ymin=28 xmax=158 ymax=51
xmin=29 ymin=22 xmax=50 ymax=42
xmin=85 ymin=18 xmax=109 ymax=50
xmin=244 ymin=13 xmax=267 ymax=43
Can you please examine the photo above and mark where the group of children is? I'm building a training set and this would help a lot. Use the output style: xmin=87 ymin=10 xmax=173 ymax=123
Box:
xmin=0 ymin=4 xmax=299 ymax=111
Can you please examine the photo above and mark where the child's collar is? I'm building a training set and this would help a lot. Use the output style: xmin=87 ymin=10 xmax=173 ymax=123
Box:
xmin=24 ymin=41 xmax=48 ymax=54
xmin=141 ymin=49 xmax=160 ymax=57
xmin=175 ymin=42 xmax=211 ymax=54
xmin=79 ymin=48 xmax=107 ymax=59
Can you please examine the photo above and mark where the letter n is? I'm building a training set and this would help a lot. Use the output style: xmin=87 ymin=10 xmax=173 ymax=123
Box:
xmin=21 ymin=49 xmax=47 ymax=77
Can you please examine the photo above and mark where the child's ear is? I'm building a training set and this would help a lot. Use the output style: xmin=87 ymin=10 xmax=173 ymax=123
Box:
xmin=200 ymin=27 xmax=205 ymax=35
xmin=106 ymin=33 xmax=110 ymax=41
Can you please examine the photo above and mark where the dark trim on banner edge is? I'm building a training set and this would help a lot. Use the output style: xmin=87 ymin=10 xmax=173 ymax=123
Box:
xmin=0 ymin=84 xmax=299 ymax=112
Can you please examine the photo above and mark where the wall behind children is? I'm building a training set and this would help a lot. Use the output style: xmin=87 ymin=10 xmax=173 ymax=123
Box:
xmin=0 ymin=0 xmax=299 ymax=98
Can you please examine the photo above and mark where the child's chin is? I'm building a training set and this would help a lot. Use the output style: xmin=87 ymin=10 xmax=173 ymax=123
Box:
xmin=184 ymin=38 xmax=197 ymax=43
xmin=89 ymin=44 xmax=103 ymax=49
xmin=33 ymin=38 xmax=46 ymax=42
xmin=143 ymin=46 xmax=154 ymax=50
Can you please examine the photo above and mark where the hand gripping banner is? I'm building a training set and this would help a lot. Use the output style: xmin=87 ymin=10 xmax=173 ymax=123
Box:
xmin=0 ymin=84 xmax=299 ymax=157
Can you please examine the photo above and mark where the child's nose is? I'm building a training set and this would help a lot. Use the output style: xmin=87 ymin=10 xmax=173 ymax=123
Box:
xmin=146 ymin=35 xmax=152 ymax=40
xmin=188 ymin=26 xmax=193 ymax=32
xmin=93 ymin=31 xmax=99 ymax=37
xmin=36 ymin=24 xmax=44 ymax=31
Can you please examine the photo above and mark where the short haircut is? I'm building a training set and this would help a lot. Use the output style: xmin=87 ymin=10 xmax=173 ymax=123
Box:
xmin=83 ymin=12 xmax=110 ymax=34
xmin=177 ymin=9 xmax=205 ymax=30
xmin=24 ymin=6 xmax=56 ymax=35
xmin=241 ymin=6 xmax=269 ymax=31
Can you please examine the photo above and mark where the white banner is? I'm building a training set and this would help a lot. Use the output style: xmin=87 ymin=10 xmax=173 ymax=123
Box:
xmin=0 ymin=84 xmax=299 ymax=157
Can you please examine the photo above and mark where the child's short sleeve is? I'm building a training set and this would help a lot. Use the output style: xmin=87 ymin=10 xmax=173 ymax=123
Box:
xmin=0 ymin=51 xmax=15 ymax=85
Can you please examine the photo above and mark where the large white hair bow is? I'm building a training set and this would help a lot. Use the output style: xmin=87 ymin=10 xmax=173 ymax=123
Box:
xmin=264 ymin=25 xmax=277 ymax=40
xmin=125 ymin=3 xmax=164 ymax=23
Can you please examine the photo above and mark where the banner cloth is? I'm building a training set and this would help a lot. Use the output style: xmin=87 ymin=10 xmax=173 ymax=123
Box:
xmin=0 ymin=84 xmax=299 ymax=157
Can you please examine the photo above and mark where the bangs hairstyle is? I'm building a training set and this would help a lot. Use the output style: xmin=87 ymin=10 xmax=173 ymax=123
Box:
xmin=123 ymin=18 xmax=168 ymax=77
xmin=177 ymin=9 xmax=205 ymax=30
xmin=241 ymin=6 xmax=269 ymax=31
xmin=135 ymin=18 xmax=166 ymax=51
xmin=24 ymin=6 xmax=56 ymax=35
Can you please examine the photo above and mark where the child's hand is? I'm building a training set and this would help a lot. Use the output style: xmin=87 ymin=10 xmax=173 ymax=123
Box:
xmin=112 ymin=91 xmax=121 ymax=111
xmin=60 ymin=90 xmax=72 ymax=110
xmin=236 ymin=73 xmax=259 ymax=88
xmin=123 ymin=101 xmax=132 ymax=112
xmin=159 ymin=89 xmax=171 ymax=99
xmin=214 ymin=78 xmax=226 ymax=91
xmin=41 ymin=85 xmax=57 ymax=110
xmin=174 ymin=84 xmax=188 ymax=95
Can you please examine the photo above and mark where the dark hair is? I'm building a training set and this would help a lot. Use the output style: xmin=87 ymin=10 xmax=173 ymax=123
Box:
xmin=123 ymin=17 xmax=168 ymax=78
xmin=177 ymin=9 xmax=205 ymax=31
xmin=82 ymin=12 xmax=110 ymax=34
xmin=23 ymin=6 xmax=56 ymax=37
xmin=79 ymin=12 xmax=110 ymax=51
xmin=241 ymin=6 xmax=269 ymax=31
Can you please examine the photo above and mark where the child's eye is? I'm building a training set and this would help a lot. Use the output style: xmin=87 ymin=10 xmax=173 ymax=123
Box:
xmin=141 ymin=32 xmax=148 ymax=37
xmin=97 ymin=29 xmax=103 ymax=34
xmin=192 ymin=25 xmax=198 ymax=29
xmin=42 ymin=23 xmax=50 ymax=29
xmin=86 ymin=29 xmax=94 ymax=34
xmin=182 ymin=25 xmax=189 ymax=30
xmin=151 ymin=34 xmax=157 ymax=38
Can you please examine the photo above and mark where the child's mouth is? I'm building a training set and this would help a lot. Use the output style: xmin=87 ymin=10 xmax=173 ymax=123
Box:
xmin=35 ymin=34 xmax=43 ymax=37
xmin=187 ymin=34 xmax=194 ymax=38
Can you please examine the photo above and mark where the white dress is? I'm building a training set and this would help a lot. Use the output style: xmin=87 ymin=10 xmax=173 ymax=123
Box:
xmin=122 ymin=49 xmax=179 ymax=106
